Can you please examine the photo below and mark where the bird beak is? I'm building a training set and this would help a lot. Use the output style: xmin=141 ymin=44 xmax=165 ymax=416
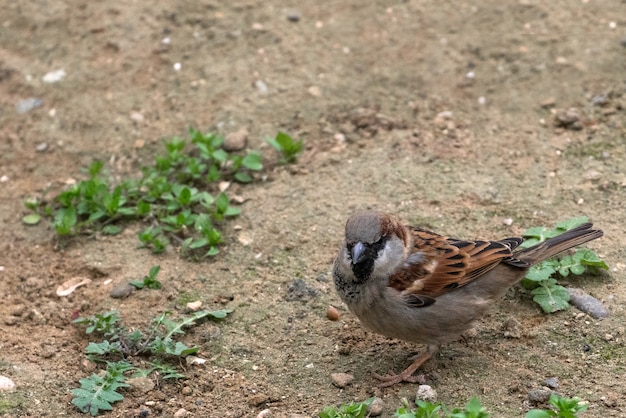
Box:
xmin=351 ymin=242 xmax=367 ymax=265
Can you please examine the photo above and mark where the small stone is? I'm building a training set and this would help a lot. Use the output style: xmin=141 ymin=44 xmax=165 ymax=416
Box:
xmin=604 ymin=333 xmax=614 ymax=342
xmin=174 ymin=408 xmax=189 ymax=418
xmin=503 ymin=218 xmax=513 ymax=226
xmin=308 ymin=85 xmax=321 ymax=97
xmin=286 ymin=10 xmax=301 ymax=22
xmin=528 ymin=388 xmax=552 ymax=404
xmin=223 ymin=128 xmax=249 ymax=152
xmin=502 ymin=317 xmax=522 ymax=339
xmin=35 ymin=143 xmax=48 ymax=152
xmin=181 ymin=386 xmax=192 ymax=396
xmin=331 ymin=372 xmax=354 ymax=388
xmin=255 ymin=80 xmax=268 ymax=93
xmin=416 ymin=385 xmax=437 ymax=402
xmin=109 ymin=282 xmax=135 ymax=299
xmin=3 ymin=316 xmax=18 ymax=326
xmin=544 ymin=377 xmax=559 ymax=389
xmin=248 ymin=393 xmax=269 ymax=406
xmin=238 ymin=233 xmax=253 ymax=246
xmin=367 ymin=397 xmax=384 ymax=416
xmin=127 ymin=377 xmax=155 ymax=394
xmin=42 ymin=69 xmax=66 ymax=83
xmin=540 ymin=98 xmax=556 ymax=108
xmin=0 ymin=376 xmax=15 ymax=391
xmin=130 ymin=111 xmax=145 ymax=123
xmin=257 ymin=409 xmax=273 ymax=418
xmin=601 ymin=392 xmax=618 ymax=407
xmin=186 ymin=301 xmax=203 ymax=311
xmin=326 ymin=306 xmax=340 ymax=321
xmin=568 ymin=288 xmax=609 ymax=319
xmin=16 ymin=97 xmax=43 ymax=114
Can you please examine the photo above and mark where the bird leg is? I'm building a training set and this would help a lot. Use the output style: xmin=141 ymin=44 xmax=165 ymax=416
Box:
xmin=373 ymin=350 xmax=432 ymax=388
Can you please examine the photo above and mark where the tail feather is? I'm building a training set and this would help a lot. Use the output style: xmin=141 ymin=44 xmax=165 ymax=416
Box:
xmin=506 ymin=222 xmax=603 ymax=267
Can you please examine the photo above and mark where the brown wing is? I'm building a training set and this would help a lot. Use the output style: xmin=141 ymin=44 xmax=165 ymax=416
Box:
xmin=388 ymin=227 xmax=522 ymax=307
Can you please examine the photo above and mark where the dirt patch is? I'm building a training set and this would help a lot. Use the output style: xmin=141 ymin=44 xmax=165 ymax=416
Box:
xmin=1 ymin=1 xmax=625 ymax=417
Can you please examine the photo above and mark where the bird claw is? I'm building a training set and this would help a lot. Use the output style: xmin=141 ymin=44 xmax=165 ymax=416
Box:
xmin=373 ymin=371 xmax=426 ymax=388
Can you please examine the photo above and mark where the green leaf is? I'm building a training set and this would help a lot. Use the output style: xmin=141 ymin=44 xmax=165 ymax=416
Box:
xmin=102 ymin=225 xmax=122 ymax=235
xmin=531 ymin=279 xmax=570 ymax=313
xmin=22 ymin=213 xmax=41 ymax=225
xmin=525 ymin=411 xmax=555 ymax=418
xmin=242 ymin=152 xmax=263 ymax=170
xmin=54 ymin=206 xmax=77 ymax=235
xmin=525 ymin=262 xmax=557 ymax=282
xmin=555 ymin=216 xmax=589 ymax=232
xmin=215 ymin=192 xmax=229 ymax=215
xmin=234 ymin=171 xmax=252 ymax=183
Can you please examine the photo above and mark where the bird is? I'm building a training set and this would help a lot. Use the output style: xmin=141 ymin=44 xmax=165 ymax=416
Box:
xmin=333 ymin=210 xmax=603 ymax=387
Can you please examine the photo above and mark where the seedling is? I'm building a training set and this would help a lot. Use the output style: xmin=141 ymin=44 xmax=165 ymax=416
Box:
xmin=24 ymin=128 xmax=285 ymax=258
xmin=72 ymin=308 xmax=231 ymax=415
xmin=520 ymin=217 xmax=608 ymax=313
xmin=319 ymin=398 xmax=374 ymax=418
xmin=525 ymin=394 xmax=588 ymax=417
xmin=129 ymin=265 xmax=162 ymax=290
xmin=265 ymin=131 xmax=303 ymax=164
xmin=394 ymin=397 xmax=489 ymax=418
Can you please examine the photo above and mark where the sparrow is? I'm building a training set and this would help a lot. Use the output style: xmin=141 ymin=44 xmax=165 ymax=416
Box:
xmin=333 ymin=210 xmax=603 ymax=387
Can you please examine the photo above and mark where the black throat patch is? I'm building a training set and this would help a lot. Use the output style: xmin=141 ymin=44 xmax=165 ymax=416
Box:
xmin=349 ymin=237 xmax=387 ymax=282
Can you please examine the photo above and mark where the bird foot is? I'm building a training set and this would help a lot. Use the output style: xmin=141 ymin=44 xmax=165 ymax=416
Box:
xmin=372 ymin=351 xmax=431 ymax=388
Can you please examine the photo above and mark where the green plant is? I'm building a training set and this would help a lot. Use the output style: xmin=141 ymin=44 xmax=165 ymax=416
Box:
xmin=71 ymin=361 xmax=131 ymax=416
xmin=395 ymin=397 xmax=489 ymax=418
xmin=520 ymin=217 xmax=608 ymax=313
xmin=319 ymin=398 xmax=374 ymax=418
xmin=25 ymin=128 xmax=275 ymax=258
xmin=129 ymin=265 xmax=162 ymax=289
xmin=525 ymin=394 xmax=588 ymax=418
xmin=72 ymin=308 xmax=231 ymax=415
xmin=265 ymin=131 xmax=303 ymax=164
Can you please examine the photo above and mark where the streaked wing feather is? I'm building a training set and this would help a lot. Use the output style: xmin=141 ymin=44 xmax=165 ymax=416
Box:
xmin=389 ymin=227 xmax=520 ymax=303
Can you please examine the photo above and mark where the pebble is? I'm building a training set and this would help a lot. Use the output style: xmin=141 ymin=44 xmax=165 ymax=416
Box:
xmin=308 ymin=86 xmax=321 ymax=97
xmin=173 ymin=408 xmax=189 ymax=417
xmin=554 ymin=108 xmax=583 ymax=130
xmin=502 ymin=317 xmax=522 ymax=339
xmin=35 ymin=142 xmax=48 ymax=152
xmin=540 ymin=98 xmax=556 ymax=108
xmin=186 ymin=301 xmax=203 ymax=311
xmin=416 ymin=384 xmax=437 ymax=402
xmin=255 ymin=80 xmax=268 ymax=94
xmin=223 ymin=128 xmax=249 ymax=152
xmin=567 ymin=287 xmax=609 ymax=319
xmin=109 ymin=282 xmax=135 ymax=299
xmin=42 ymin=69 xmax=66 ymax=83
xmin=367 ymin=397 xmax=385 ymax=416
xmin=544 ymin=377 xmax=559 ymax=389
xmin=326 ymin=306 xmax=340 ymax=321
xmin=257 ymin=409 xmax=273 ymax=418
xmin=330 ymin=372 xmax=354 ymax=388
xmin=286 ymin=10 xmax=301 ymax=22
xmin=0 ymin=376 xmax=15 ymax=391
xmin=126 ymin=377 xmax=155 ymax=394
xmin=16 ymin=97 xmax=43 ymax=114
xmin=528 ymin=388 xmax=552 ymax=404
xmin=248 ymin=393 xmax=269 ymax=406
xmin=4 ymin=316 xmax=19 ymax=326
xmin=181 ymin=386 xmax=192 ymax=396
